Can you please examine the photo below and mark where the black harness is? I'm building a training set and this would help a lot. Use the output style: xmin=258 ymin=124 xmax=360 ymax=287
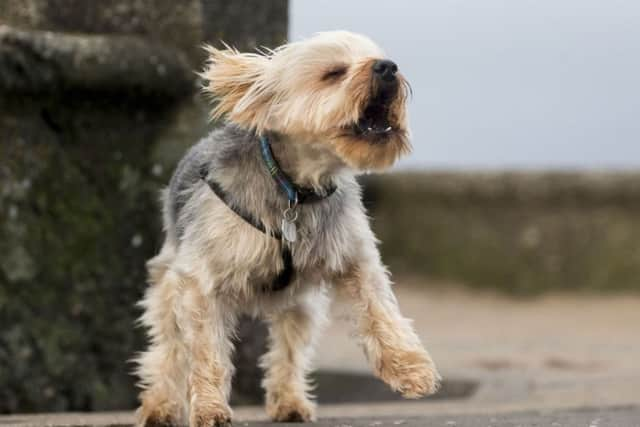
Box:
xmin=199 ymin=138 xmax=336 ymax=292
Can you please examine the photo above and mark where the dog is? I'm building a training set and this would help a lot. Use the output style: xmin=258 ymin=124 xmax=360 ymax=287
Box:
xmin=135 ymin=31 xmax=440 ymax=427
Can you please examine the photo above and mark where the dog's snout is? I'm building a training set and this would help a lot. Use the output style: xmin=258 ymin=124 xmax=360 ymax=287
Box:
xmin=372 ymin=59 xmax=398 ymax=82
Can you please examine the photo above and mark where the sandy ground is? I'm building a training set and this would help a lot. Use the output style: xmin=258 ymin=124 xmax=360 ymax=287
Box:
xmin=315 ymin=279 xmax=640 ymax=414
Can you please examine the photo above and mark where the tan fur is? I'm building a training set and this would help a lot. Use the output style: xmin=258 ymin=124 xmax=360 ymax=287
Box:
xmin=136 ymin=262 xmax=189 ymax=426
xmin=136 ymin=31 xmax=439 ymax=427
xmin=261 ymin=288 xmax=329 ymax=422
xmin=200 ymin=32 xmax=410 ymax=171
xmin=183 ymin=278 xmax=234 ymax=427
xmin=336 ymin=260 xmax=441 ymax=399
xmin=137 ymin=389 xmax=179 ymax=427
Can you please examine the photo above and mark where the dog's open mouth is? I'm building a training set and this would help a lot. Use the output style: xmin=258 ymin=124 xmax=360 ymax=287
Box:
xmin=347 ymin=91 xmax=400 ymax=141
xmin=342 ymin=79 xmax=405 ymax=143
xmin=353 ymin=103 xmax=393 ymax=137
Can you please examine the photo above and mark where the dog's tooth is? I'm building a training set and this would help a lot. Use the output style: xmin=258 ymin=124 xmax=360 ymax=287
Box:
xmin=385 ymin=126 xmax=392 ymax=132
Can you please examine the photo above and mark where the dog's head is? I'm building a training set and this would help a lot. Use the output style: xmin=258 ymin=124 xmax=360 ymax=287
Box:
xmin=202 ymin=31 xmax=411 ymax=170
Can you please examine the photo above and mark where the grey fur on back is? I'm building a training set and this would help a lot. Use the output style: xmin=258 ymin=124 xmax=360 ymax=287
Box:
xmin=164 ymin=125 xmax=365 ymax=274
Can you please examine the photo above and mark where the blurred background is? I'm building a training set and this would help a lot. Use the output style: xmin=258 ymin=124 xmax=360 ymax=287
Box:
xmin=1 ymin=0 xmax=639 ymax=419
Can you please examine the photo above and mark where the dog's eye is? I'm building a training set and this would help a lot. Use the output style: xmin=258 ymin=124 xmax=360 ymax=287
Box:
xmin=322 ymin=66 xmax=348 ymax=81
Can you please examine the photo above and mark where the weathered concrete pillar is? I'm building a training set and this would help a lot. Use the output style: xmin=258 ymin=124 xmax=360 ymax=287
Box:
xmin=0 ymin=0 xmax=287 ymax=412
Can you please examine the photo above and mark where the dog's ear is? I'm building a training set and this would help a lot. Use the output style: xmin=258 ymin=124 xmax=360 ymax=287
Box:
xmin=201 ymin=45 xmax=272 ymax=129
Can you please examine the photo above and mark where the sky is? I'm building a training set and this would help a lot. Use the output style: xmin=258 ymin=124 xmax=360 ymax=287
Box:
xmin=290 ymin=1 xmax=640 ymax=169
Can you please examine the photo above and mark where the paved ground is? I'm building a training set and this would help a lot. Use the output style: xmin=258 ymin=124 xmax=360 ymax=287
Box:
xmin=2 ymin=283 xmax=639 ymax=426
xmin=318 ymin=281 xmax=640 ymax=412
xmin=1 ymin=406 xmax=638 ymax=427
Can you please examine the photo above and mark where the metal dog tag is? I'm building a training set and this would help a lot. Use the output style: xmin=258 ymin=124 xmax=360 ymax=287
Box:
xmin=281 ymin=217 xmax=297 ymax=243
xmin=281 ymin=206 xmax=298 ymax=243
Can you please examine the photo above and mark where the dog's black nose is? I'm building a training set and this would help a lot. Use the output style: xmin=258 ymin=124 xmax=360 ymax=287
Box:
xmin=372 ymin=59 xmax=398 ymax=82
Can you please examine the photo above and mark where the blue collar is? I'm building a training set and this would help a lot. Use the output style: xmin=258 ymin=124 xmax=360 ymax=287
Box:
xmin=259 ymin=136 xmax=337 ymax=205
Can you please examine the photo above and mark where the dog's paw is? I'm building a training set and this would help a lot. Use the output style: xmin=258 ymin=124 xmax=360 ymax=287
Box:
xmin=136 ymin=396 xmax=180 ymax=427
xmin=189 ymin=403 xmax=233 ymax=427
xmin=139 ymin=413 xmax=176 ymax=427
xmin=266 ymin=395 xmax=316 ymax=423
xmin=137 ymin=409 xmax=177 ymax=427
xmin=376 ymin=348 xmax=441 ymax=399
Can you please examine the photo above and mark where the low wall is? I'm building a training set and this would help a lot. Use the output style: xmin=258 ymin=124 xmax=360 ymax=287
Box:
xmin=364 ymin=172 xmax=640 ymax=295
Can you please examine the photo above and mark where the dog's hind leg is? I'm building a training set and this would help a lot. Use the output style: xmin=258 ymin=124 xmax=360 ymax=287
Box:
xmin=136 ymin=251 xmax=189 ymax=427
xmin=261 ymin=288 xmax=329 ymax=422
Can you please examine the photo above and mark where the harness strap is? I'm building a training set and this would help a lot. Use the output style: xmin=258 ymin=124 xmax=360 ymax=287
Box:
xmin=204 ymin=177 xmax=280 ymax=239
xmin=200 ymin=167 xmax=292 ymax=292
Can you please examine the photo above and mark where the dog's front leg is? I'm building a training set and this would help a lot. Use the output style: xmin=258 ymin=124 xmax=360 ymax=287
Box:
xmin=178 ymin=276 xmax=236 ymax=427
xmin=261 ymin=289 xmax=329 ymax=422
xmin=336 ymin=256 xmax=441 ymax=398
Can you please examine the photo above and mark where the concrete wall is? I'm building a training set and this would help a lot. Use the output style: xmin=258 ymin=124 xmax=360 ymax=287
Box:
xmin=364 ymin=172 xmax=640 ymax=295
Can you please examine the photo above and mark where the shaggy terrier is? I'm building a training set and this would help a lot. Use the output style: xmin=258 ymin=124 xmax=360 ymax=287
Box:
xmin=135 ymin=31 xmax=440 ymax=427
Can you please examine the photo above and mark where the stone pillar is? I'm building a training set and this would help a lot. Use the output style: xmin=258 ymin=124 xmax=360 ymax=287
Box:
xmin=0 ymin=0 xmax=287 ymax=413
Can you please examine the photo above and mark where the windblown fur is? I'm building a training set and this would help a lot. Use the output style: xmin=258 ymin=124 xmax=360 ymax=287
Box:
xmin=135 ymin=31 xmax=440 ymax=427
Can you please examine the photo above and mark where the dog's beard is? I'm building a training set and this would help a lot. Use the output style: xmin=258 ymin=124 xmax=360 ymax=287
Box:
xmin=330 ymin=127 xmax=410 ymax=171
xmin=328 ymin=77 xmax=410 ymax=170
